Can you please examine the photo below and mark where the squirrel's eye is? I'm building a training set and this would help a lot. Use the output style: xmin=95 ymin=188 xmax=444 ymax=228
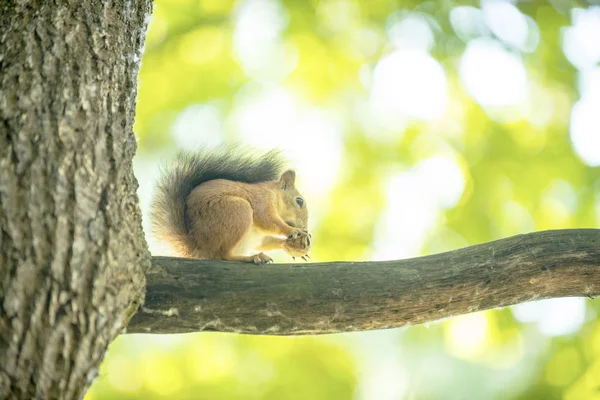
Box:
xmin=296 ymin=197 xmax=304 ymax=207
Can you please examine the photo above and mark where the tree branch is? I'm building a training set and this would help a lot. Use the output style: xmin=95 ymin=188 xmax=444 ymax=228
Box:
xmin=127 ymin=229 xmax=600 ymax=335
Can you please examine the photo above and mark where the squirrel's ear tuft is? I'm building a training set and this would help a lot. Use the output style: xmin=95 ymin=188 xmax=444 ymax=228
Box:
xmin=279 ymin=170 xmax=296 ymax=190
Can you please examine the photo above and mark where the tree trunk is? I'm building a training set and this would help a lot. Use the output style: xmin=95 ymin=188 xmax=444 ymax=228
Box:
xmin=0 ymin=2 xmax=151 ymax=399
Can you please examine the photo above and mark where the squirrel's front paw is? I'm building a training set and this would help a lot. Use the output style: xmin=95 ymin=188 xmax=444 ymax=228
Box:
xmin=283 ymin=230 xmax=311 ymax=258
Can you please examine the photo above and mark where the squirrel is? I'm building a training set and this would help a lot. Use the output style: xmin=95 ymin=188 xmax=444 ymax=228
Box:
xmin=150 ymin=147 xmax=311 ymax=264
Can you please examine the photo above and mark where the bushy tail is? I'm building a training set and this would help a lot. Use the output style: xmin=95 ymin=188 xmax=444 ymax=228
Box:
xmin=150 ymin=147 xmax=284 ymax=257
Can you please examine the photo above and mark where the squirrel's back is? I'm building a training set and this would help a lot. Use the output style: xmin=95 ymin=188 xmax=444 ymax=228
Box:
xmin=150 ymin=147 xmax=284 ymax=256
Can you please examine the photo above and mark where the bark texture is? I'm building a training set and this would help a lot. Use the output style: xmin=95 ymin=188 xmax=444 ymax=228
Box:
xmin=128 ymin=229 xmax=600 ymax=335
xmin=0 ymin=2 xmax=151 ymax=399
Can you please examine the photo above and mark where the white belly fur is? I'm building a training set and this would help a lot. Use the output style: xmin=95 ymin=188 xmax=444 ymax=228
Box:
xmin=234 ymin=225 xmax=267 ymax=256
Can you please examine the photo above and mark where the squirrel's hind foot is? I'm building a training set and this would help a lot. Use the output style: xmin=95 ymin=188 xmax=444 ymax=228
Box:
xmin=251 ymin=252 xmax=273 ymax=264
xmin=222 ymin=252 xmax=273 ymax=264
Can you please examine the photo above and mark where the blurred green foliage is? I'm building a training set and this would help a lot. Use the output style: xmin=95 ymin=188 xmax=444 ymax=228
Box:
xmin=86 ymin=0 xmax=600 ymax=399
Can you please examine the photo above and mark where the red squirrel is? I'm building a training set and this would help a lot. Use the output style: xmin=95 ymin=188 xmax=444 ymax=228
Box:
xmin=151 ymin=147 xmax=311 ymax=264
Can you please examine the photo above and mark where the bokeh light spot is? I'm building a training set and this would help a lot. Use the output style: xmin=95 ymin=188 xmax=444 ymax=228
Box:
xmin=233 ymin=0 xmax=293 ymax=81
xmin=450 ymin=6 xmax=490 ymax=42
xmin=387 ymin=14 xmax=435 ymax=52
xmin=414 ymin=157 xmax=466 ymax=209
xmin=233 ymin=86 xmax=343 ymax=199
xmin=173 ymin=104 xmax=224 ymax=150
xmin=570 ymin=67 xmax=600 ymax=166
xmin=371 ymin=50 xmax=447 ymax=121
xmin=512 ymin=298 xmax=586 ymax=337
xmin=445 ymin=313 xmax=489 ymax=360
xmin=460 ymin=38 xmax=528 ymax=110
xmin=372 ymin=156 xmax=464 ymax=260
xmin=482 ymin=1 xmax=530 ymax=51
xmin=372 ymin=171 xmax=439 ymax=260
xmin=562 ymin=7 xmax=600 ymax=69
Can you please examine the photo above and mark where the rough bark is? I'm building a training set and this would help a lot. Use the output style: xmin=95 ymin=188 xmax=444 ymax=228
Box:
xmin=0 ymin=2 xmax=151 ymax=399
xmin=127 ymin=229 xmax=600 ymax=335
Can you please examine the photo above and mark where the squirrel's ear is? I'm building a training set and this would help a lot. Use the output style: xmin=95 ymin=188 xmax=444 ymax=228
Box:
xmin=279 ymin=170 xmax=296 ymax=190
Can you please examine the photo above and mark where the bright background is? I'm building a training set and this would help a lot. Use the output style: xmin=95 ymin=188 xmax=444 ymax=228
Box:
xmin=86 ymin=0 xmax=600 ymax=399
